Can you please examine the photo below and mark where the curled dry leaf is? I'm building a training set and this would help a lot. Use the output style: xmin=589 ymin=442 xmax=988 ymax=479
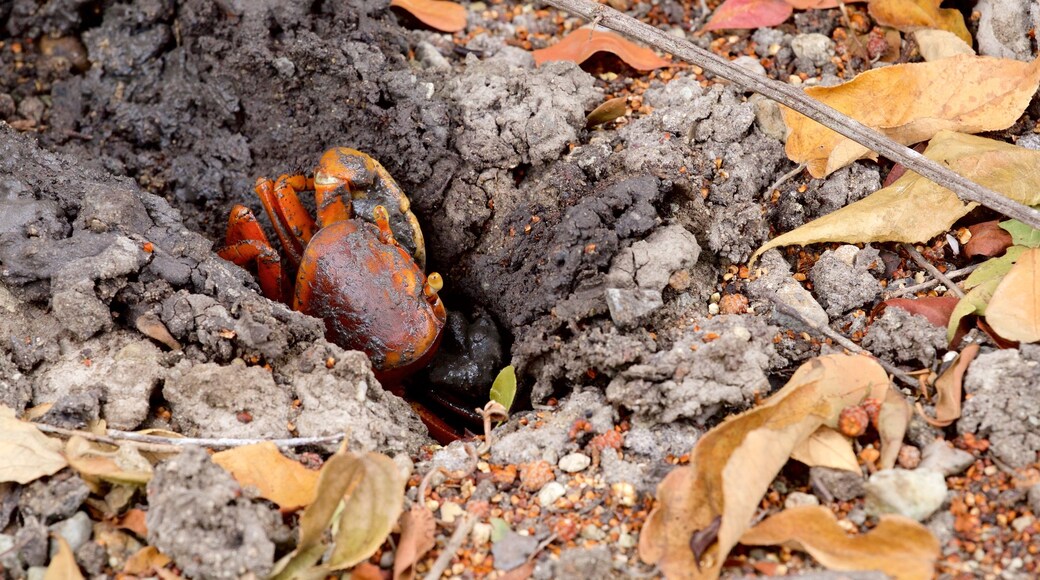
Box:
xmin=913 ymin=29 xmax=974 ymax=62
xmin=532 ymin=28 xmax=671 ymax=71
xmin=869 ymin=0 xmax=971 ymax=45
xmin=703 ymin=0 xmax=792 ymax=32
xmin=751 ymin=131 xmax=1040 ymax=265
xmin=45 ymin=536 xmax=84 ymax=580
xmin=983 ymin=248 xmax=1040 ymax=343
xmin=639 ymin=354 xmax=900 ymax=579
xmin=586 ymin=97 xmax=628 ymax=128
xmin=0 ymin=405 xmax=66 ymax=484
xmin=947 ymin=277 xmax=1001 ymax=343
xmin=783 ymin=55 xmax=1040 ymax=177
xmin=918 ymin=344 xmax=979 ymax=427
xmin=789 ymin=426 xmax=859 ymax=472
xmin=389 ymin=0 xmax=467 ymax=33
xmin=64 ymin=435 xmax=152 ymax=488
xmin=393 ymin=505 xmax=437 ymax=580
xmin=123 ymin=546 xmax=173 ymax=576
xmin=964 ymin=221 xmax=1013 ymax=259
xmin=740 ymin=506 xmax=939 ymax=580
xmin=212 ymin=442 xmax=320 ymax=511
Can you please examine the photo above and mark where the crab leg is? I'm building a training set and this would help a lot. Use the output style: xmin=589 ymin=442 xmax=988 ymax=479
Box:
xmin=255 ymin=175 xmax=317 ymax=269
xmin=218 ymin=205 xmax=284 ymax=301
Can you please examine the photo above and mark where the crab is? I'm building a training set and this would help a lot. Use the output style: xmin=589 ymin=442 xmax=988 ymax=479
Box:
xmin=218 ymin=148 xmax=446 ymax=383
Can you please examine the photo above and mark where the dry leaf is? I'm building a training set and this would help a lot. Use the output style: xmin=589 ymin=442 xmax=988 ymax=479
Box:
xmin=752 ymin=131 xmax=1040 ymax=264
xmin=881 ymin=296 xmax=958 ymax=329
xmin=498 ymin=560 xmax=537 ymax=580
xmin=782 ymin=55 xmax=1040 ymax=177
xmin=639 ymin=354 xmax=898 ymax=579
xmin=740 ymin=505 xmax=939 ymax=579
xmin=965 ymin=246 xmax=1027 ymax=290
xmin=64 ymin=435 xmax=152 ymax=488
xmin=212 ymin=442 xmax=320 ymax=511
xmin=117 ymin=508 xmax=149 ymax=538
xmin=45 ymin=536 xmax=84 ymax=580
xmin=870 ymin=0 xmax=970 ymax=44
xmin=786 ymin=0 xmax=865 ymax=7
xmin=532 ymin=28 xmax=671 ymax=71
xmin=123 ymin=546 xmax=173 ymax=576
xmin=394 ymin=506 xmax=437 ymax=580
xmin=586 ymin=97 xmax=628 ymax=128
xmin=964 ymin=221 xmax=1013 ymax=259
xmin=703 ymin=0 xmax=792 ymax=32
xmin=0 ymin=406 xmax=67 ymax=484
xmin=877 ymin=387 xmax=912 ymax=470
xmin=790 ymin=427 xmax=859 ymax=472
xmin=984 ymin=247 xmax=1040 ymax=343
xmin=947 ymin=277 xmax=1001 ymax=343
xmin=389 ymin=0 xmax=467 ymax=33
xmin=918 ymin=344 xmax=979 ymax=427
xmin=913 ymin=29 xmax=974 ymax=62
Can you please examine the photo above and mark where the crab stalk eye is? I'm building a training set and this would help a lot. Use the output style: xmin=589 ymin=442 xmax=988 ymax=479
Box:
xmin=313 ymin=171 xmax=341 ymax=188
xmin=372 ymin=205 xmax=399 ymax=246
xmin=424 ymin=272 xmax=443 ymax=304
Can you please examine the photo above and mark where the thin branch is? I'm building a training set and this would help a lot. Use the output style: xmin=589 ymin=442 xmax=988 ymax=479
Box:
xmin=885 ymin=263 xmax=980 ymax=298
xmin=763 ymin=163 xmax=806 ymax=199
xmin=542 ymin=0 xmax=1040 ymax=230
xmin=901 ymin=243 xmax=966 ymax=298
xmin=767 ymin=295 xmax=918 ymax=387
xmin=35 ymin=423 xmax=345 ymax=451
xmin=422 ymin=513 xmax=476 ymax=580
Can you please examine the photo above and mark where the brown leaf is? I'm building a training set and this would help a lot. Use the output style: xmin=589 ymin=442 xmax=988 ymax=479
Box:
xmin=389 ymin=0 xmax=466 ymax=33
xmin=0 ymin=406 xmax=66 ymax=484
xmin=983 ymin=247 xmax=1040 ymax=343
xmin=790 ymin=426 xmax=859 ymax=472
xmin=878 ymin=387 xmax=912 ymax=470
xmin=393 ymin=506 xmax=436 ymax=580
xmin=117 ymin=508 xmax=149 ymax=538
xmin=786 ymin=0 xmax=866 ymax=7
xmin=351 ymin=563 xmax=386 ymax=580
xmin=964 ymin=221 xmax=1014 ymax=259
xmin=881 ymin=296 xmax=959 ymax=329
xmin=532 ymin=29 xmax=671 ymax=71
xmin=703 ymin=0 xmax=792 ymax=32
xmin=869 ymin=0 xmax=971 ymax=45
xmin=740 ymin=506 xmax=939 ymax=579
xmin=782 ymin=55 xmax=1040 ymax=177
xmin=44 ymin=536 xmax=84 ymax=580
xmin=212 ymin=442 xmax=320 ymax=511
xmin=586 ymin=97 xmax=628 ymax=128
xmin=917 ymin=344 xmax=979 ymax=427
xmin=751 ymin=131 xmax=1040 ymax=264
xmin=498 ymin=560 xmax=537 ymax=580
xmin=123 ymin=546 xmax=173 ymax=576
xmin=639 ymin=355 xmax=897 ymax=579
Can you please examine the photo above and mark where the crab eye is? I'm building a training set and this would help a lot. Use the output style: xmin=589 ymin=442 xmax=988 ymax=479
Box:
xmin=314 ymin=171 xmax=341 ymax=187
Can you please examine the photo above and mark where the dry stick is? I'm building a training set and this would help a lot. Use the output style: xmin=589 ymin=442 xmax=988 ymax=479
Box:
xmin=422 ymin=512 xmax=477 ymax=580
xmin=768 ymin=297 xmax=918 ymax=387
xmin=900 ymin=243 xmax=966 ymax=298
xmin=886 ymin=263 xmax=980 ymax=298
xmin=541 ymin=0 xmax=1040 ymax=230
xmin=35 ymin=423 xmax=345 ymax=451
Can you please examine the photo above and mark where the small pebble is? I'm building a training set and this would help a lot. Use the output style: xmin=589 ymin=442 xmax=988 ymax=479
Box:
xmin=1012 ymin=515 xmax=1035 ymax=533
xmin=440 ymin=501 xmax=464 ymax=524
xmin=471 ymin=522 xmax=493 ymax=546
xmin=919 ymin=440 xmax=974 ymax=476
xmin=580 ymin=524 xmax=606 ymax=541
xmin=537 ymin=481 xmax=566 ymax=507
xmin=865 ymin=468 xmax=947 ymax=521
xmin=783 ymin=491 xmax=820 ymax=509
xmin=49 ymin=511 xmax=92 ymax=555
xmin=612 ymin=481 xmax=637 ymax=507
xmin=558 ymin=452 xmax=591 ymax=473
xmin=897 ymin=444 xmax=922 ymax=469
xmin=708 ymin=303 xmax=720 ymax=315
xmin=983 ymin=465 xmax=997 ymax=476
xmin=617 ymin=531 xmax=637 ymax=549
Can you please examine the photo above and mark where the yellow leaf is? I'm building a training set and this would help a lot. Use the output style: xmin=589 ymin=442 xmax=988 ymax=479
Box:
xmin=869 ymin=0 xmax=971 ymax=44
xmin=984 ymin=247 xmax=1040 ymax=342
xmin=123 ymin=546 xmax=173 ymax=576
xmin=740 ymin=506 xmax=939 ymax=580
xmin=752 ymin=131 xmax=1040 ymax=265
xmin=45 ymin=536 xmax=84 ymax=580
xmin=213 ymin=442 xmax=320 ymax=510
xmin=790 ymin=427 xmax=859 ymax=472
xmin=782 ymin=55 xmax=1040 ymax=177
xmin=913 ymin=29 xmax=974 ymax=62
xmin=0 ymin=405 xmax=67 ymax=484
xmin=64 ymin=435 xmax=152 ymax=487
xmin=639 ymin=354 xmax=896 ymax=579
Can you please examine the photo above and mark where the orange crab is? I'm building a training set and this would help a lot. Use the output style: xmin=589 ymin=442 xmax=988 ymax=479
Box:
xmin=218 ymin=148 xmax=446 ymax=382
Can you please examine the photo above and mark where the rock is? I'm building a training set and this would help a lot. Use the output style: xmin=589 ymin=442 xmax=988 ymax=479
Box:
xmin=537 ymin=481 xmax=566 ymax=507
xmin=731 ymin=55 xmax=766 ymax=76
xmin=605 ymin=288 xmax=664 ymax=329
xmin=492 ymin=390 xmax=616 ymax=465
xmin=959 ymin=346 xmax=1040 ymax=468
xmin=1029 ymin=484 xmax=1040 ymax=516
xmin=865 ymin=468 xmax=947 ymax=521
xmin=791 ymin=33 xmax=835 ymax=66
xmin=271 ymin=56 xmax=295 ymax=77
xmin=580 ymin=523 xmax=606 ymax=541
xmin=862 ymin=307 xmax=947 ymax=368
xmin=810 ymin=466 xmax=865 ymax=502
xmin=975 ymin=0 xmax=1032 ymax=61
xmin=48 ymin=511 xmax=92 ymax=555
xmin=1012 ymin=515 xmax=1035 ymax=533
xmin=17 ymin=472 xmax=90 ymax=524
xmin=809 ymin=245 xmax=883 ymax=317
xmin=471 ymin=522 xmax=492 ymax=546
xmin=750 ymin=94 xmax=787 ymax=142
xmin=415 ymin=42 xmax=451 ymax=70
xmin=439 ymin=502 xmax=464 ymax=524
xmin=491 ymin=529 xmax=539 ymax=571
xmin=919 ymin=440 xmax=975 ymax=477
xmin=554 ymin=547 xmax=619 ymax=579
xmin=784 ymin=491 xmax=820 ymax=509
xmin=605 ymin=225 xmax=701 ymax=328
xmin=558 ymin=453 xmax=591 ymax=473
xmin=748 ymin=250 xmax=829 ymax=330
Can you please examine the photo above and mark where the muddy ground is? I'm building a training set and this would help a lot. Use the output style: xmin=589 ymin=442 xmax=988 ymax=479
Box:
xmin=1 ymin=0 xmax=1039 ymax=577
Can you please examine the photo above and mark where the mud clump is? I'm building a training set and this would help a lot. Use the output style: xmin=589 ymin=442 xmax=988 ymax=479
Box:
xmin=960 ymin=346 xmax=1040 ymax=468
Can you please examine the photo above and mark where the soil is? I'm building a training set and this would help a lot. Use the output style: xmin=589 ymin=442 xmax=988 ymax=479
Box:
xmin=1 ymin=0 xmax=1039 ymax=578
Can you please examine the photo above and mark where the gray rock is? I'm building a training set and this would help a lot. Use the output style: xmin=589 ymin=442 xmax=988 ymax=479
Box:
xmin=750 ymin=94 xmax=787 ymax=142
xmin=271 ymin=56 xmax=295 ymax=77
xmin=1012 ymin=515 xmax=1035 ymax=533
xmin=862 ymin=307 xmax=946 ymax=368
xmin=810 ymin=245 xmax=883 ymax=317
xmin=748 ymin=249 xmax=829 ymax=330
xmin=605 ymin=288 xmax=664 ymax=329
xmin=926 ymin=510 xmax=955 ymax=546
xmin=48 ymin=511 xmax=92 ymax=555
xmin=538 ymin=481 xmax=566 ymax=507
xmin=1029 ymin=484 xmax=1040 ymax=516
xmin=17 ymin=473 xmax=90 ymax=524
xmin=553 ymin=547 xmax=620 ymax=579
xmin=415 ymin=42 xmax=450 ymax=71
xmin=784 ymin=491 xmax=820 ymax=509
xmin=810 ymin=466 xmax=866 ymax=502
xmin=731 ymin=55 xmax=766 ymax=76
xmin=976 ymin=0 xmax=1032 ymax=61
xmin=606 ymin=225 xmax=701 ymax=293
xmin=919 ymin=440 xmax=975 ymax=477
xmin=558 ymin=453 xmax=591 ymax=473
xmin=865 ymin=468 xmax=947 ymax=521
xmin=959 ymin=347 xmax=1040 ymax=468
xmin=791 ymin=33 xmax=835 ymax=66
xmin=491 ymin=529 xmax=539 ymax=571
xmin=492 ymin=390 xmax=616 ymax=465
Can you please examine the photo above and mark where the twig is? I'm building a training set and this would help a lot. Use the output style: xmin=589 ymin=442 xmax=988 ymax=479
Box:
xmin=541 ymin=0 xmax=1040 ymax=230
xmin=416 ymin=443 xmax=479 ymax=501
xmin=767 ymin=295 xmax=917 ymax=387
xmin=422 ymin=512 xmax=476 ymax=580
xmin=35 ymin=424 xmax=345 ymax=451
xmin=885 ymin=263 xmax=981 ymax=298
xmin=900 ymin=243 xmax=966 ymax=298
xmin=763 ymin=163 xmax=806 ymax=198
